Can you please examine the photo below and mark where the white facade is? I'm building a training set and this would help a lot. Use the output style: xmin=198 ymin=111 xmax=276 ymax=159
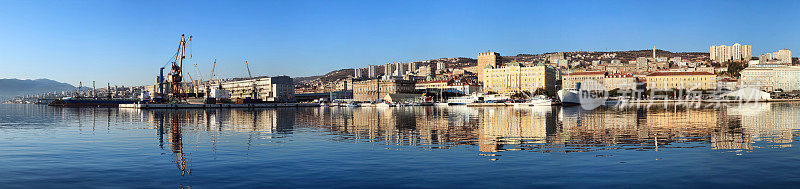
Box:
xmin=220 ymin=76 xmax=294 ymax=102
xmin=710 ymin=43 xmax=751 ymax=63
xmin=740 ymin=65 xmax=800 ymax=92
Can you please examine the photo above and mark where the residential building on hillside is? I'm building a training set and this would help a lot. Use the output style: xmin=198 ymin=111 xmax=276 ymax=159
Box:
xmin=368 ymin=65 xmax=378 ymax=78
xmin=759 ymin=49 xmax=792 ymax=65
xmin=710 ymin=43 xmax=751 ymax=63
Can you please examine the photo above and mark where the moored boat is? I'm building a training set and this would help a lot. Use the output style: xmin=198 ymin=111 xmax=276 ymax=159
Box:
xmin=48 ymin=97 xmax=139 ymax=107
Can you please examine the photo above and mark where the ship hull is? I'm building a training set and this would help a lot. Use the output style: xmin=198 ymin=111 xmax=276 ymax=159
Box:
xmin=557 ymin=89 xmax=580 ymax=105
xmin=48 ymin=99 xmax=139 ymax=107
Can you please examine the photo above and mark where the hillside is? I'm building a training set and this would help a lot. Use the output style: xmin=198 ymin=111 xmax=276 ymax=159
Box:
xmin=0 ymin=79 xmax=75 ymax=100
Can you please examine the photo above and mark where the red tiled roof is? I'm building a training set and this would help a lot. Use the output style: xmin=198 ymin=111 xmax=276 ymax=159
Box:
xmin=564 ymin=71 xmax=606 ymax=76
xmin=646 ymin=72 xmax=715 ymax=76
xmin=605 ymin=73 xmax=632 ymax=78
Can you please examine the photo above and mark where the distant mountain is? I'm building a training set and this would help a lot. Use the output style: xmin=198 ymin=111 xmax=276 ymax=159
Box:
xmin=0 ymin=79 xmax=75 ymax=100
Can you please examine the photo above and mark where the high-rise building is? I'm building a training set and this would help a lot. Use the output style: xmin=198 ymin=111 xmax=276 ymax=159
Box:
xmin=408 ymin=62 xmax=418 ymax=73
xmin=477 ymin=52 xmax=501 ymax=83
xmin=368 ymin=65 xmax=377 ymax=78
xmin=710 ymin=43 xmax=751 ymax=63
xmin=395 ymin=62 xmax=405 ymax=76
xmin=354 ymin=68 xmax=362 ymax=78
xmin=759 ymin=49 xmax=792 ymax=64
xmin=732 ymin=43 xmax=742 ymax=61
xmin=384 ymin=63 xmax=394 ymax=77
xmin=742 ymin=45 xmax=752 ymax=60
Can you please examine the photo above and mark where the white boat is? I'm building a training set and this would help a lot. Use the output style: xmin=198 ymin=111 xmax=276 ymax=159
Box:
xmin=557 ymin=89 xmax=580 ymax=105
xmin=446 ymin=96 xmax=479 ymax=105
xmin=346 ymin=102 xmax=360 ymax=107
xmin=375 ymin=102 xmax=396 ymax=107
xmin=529 ymin=96 xmax=554 ymax=106
xmin=433 ymin=102 xmax=449 ymax=106
xmin=513 ymin=96 xmax=554 ymax=107
xmin=512 ymin=102 xmax=533 ymax=107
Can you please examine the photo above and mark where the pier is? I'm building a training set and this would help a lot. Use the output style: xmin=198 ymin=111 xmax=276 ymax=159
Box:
xmin=119 ymin=103 xmax=320 ymax=109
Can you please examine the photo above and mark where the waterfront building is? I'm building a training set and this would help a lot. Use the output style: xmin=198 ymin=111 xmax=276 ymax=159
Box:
xmin=482 ymin=63 xmax=557 ymax=94
xmin=477 ymin=51 xmax=501 ymax=83
xmin=220 ymin=76 xmax=294 ymax=102
xmin=415 ymin=79 xmax=481 ymax=95
xmin=603 ymin=73 xmax=636 ymax=91
xmin=740 ymin=65 xmax=800 ymax=92
xmin=352 ymin=78 xmax=416 ymax=101
xmin=645 ymin=72 xmax=717 ymax=90
xmin=562 ymin=71 xmax=606 ymax=90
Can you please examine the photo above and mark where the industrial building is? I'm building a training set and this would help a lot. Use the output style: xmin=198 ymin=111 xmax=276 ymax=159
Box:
xmin=220 ymin=75 xmax=294 ymax=102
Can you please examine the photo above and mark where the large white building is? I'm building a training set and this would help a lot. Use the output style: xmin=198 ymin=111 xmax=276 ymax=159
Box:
xmin=740 ymin=65 xmax=800 ymax=92
xmin=710 ymin=43 xmax=752 ymax=63
xmin=220 ymin=76 xmax=294 ymax=102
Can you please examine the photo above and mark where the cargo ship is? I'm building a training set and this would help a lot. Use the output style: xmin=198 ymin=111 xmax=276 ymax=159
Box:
xmin=48 ymin=97 xmax=139 ymax=107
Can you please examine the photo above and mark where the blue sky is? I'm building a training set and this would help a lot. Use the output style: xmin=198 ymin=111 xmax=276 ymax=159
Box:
xmin=1 ymin=0 xmax=799 ymax=86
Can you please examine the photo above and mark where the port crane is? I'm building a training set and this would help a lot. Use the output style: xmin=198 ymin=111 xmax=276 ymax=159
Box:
xmin=167 ymin=34 xmax=190 ymax=102
xmin=244 ymin=60 xmax=258 ymax=100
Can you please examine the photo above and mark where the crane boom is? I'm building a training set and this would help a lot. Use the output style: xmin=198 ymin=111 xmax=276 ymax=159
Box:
xmin=245 ymin=60 xmax=253 ymax=79
xmin=210 ymin=59 xmax=216 ymax=82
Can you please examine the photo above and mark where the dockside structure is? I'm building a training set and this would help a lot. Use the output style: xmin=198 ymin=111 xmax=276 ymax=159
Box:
xmin=221 ymin=75 xmax=294 ymax=102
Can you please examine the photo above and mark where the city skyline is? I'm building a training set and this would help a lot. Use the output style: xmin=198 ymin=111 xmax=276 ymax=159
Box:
xmin=2 ymin=0 xmax=800 ymax=86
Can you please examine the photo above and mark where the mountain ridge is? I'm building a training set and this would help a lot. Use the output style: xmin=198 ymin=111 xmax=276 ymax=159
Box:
xmin=0 ymin=78 xmax=76 ymax=100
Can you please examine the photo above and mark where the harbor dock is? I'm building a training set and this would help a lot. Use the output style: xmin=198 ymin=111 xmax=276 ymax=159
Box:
xmin=119 ymin=103 xmax=320 ymax=109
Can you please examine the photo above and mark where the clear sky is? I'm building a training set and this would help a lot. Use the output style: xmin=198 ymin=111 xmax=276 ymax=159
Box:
xmin=1 ymin=0 xmax=799 ymax=86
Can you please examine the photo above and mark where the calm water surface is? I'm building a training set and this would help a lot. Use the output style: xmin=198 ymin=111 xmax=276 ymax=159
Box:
xmin=2 ymin=103 xmax=800 ymax=188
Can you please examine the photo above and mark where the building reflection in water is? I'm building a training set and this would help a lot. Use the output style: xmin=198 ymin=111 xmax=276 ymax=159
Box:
xmin=299 ymin=104 xmax=800 ymax=153
xmin=114 ymin=103 xmax=800 ymax=175
xmin=128 ymin=108 xmax=297 ymax=176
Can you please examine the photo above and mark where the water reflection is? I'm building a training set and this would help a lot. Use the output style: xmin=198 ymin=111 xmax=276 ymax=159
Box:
xmin=88 ymin=103 xmax=800 ymax=174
